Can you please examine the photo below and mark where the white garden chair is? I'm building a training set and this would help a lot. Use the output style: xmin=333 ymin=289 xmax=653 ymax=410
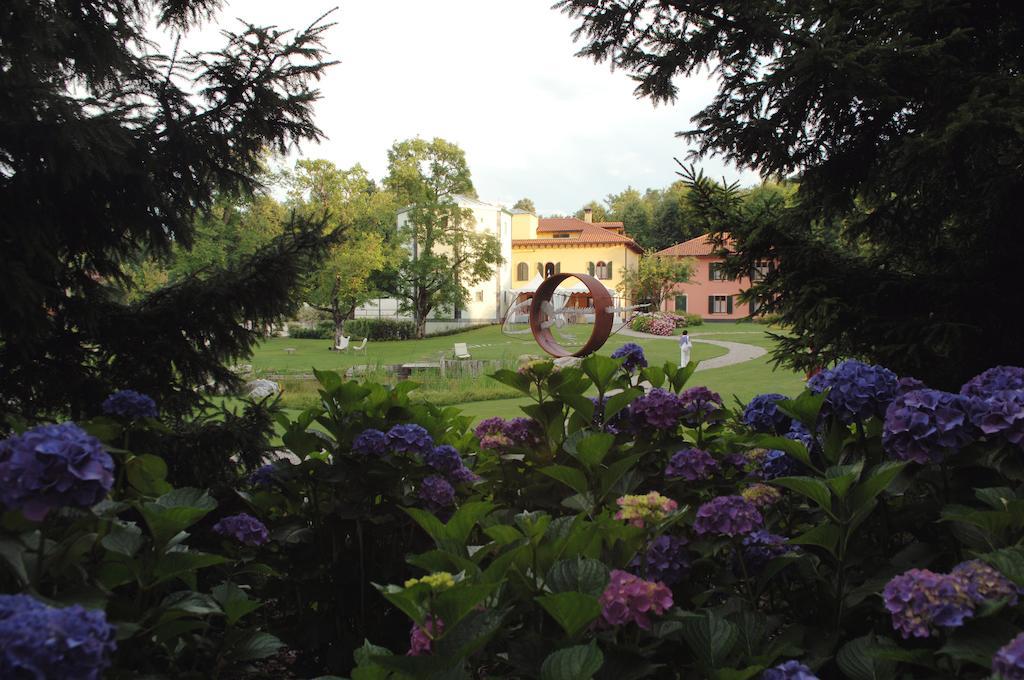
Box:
xmin=454 ymin=342 xmax=471 ymax=360
xmin=334 ymin=335 xmax=350 ymax=352
xmin=352 ymin=337 xmax=367 ymax=352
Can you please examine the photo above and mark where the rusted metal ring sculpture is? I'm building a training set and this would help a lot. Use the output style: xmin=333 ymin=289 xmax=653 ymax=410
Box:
xmin=529 ymin=273 xmax=614 ymax=358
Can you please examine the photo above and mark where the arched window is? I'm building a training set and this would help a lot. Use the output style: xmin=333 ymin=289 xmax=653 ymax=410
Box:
xmin=595 ymin=261 xmax=607 ymax=279
xmin=544 ymin=262 xmax=556 ymax=278
xmin=516 ymin=262 xmax=528 ymax=281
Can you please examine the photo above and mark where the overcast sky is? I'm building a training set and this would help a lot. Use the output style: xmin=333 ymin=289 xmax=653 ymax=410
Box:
xmin=175 ymin=0 xmax=760 ymax=215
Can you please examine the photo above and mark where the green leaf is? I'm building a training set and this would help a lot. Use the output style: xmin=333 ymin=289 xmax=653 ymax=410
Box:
xmin=101 ymin=521 xmax=145 ymax=557
xmin=836 ymin=635 xmax=897 ymax=680
xmin=640 ymin=365 xmax=665 ymax=388
xmin=776 ymin=391 xmax=827 ymax=431
xmin=540 ymin=641 xmax=603 ymax=680
xmin=849 ymin=462 xmax=907 ymax=511
xmin=375 ymin=583 xmax=428 ymax=626
xmin=152 ymin=551 xmax=229 ymax=585
xmin=536 ymin=592 xmax=601 ymax=636
xmin=581 ymin=355 xmax=620 ymax=391
xmin=573 ymin=433 xmax=615 ymax=469
xmin=545 ymin=557 xmax=609 ymax=596
xmin=749 ymin=435 xmax=812 ymax=468
xmin=604 ymin=388 xmax=641 ymax=421
xmin=598 ymin=454 xmax=642 ymax=499
xmin=790 ymin=524 xmax=840 ymax=557
xmin=489 ymin=368 xmax=533 ymax=394
xmin=403 ymin=507 xmax=448 ymax=545
xmin=313 ymin=367 xmax=343 ymax=392
xmin=212 ymin=582 xmax=263 ymax=626
xmin=713 ymin=667 xmax=764 ymax=680
xmin=939 ymin=618 xmax=1020 ymax=669
xmin=160 ymin=591 xmax=223 ymax=617
xmin=141 ymin=488 xmax=217 ymax=547
xmin=772 ymin=476 xmax=835 ymax=518
xmin=979 ymin=547 xmax=1024 ymax=586
xmin=444 ymin=501 xmax=495 ymax=547
xmin=679 ymin=612 xmax=739 ymax=670
xmin=125 ymin=454 xmax=171 ymax=496
xmin=483 ymin=525 xmax=524 ymax=545
xmin=540 ymin=465 xmax=590 ymax=496
xmin=0 ymin=537 xmax=29 ymax=586
xmin=670 ymin=359 xmax=699 ymax=391
xmin=824 ymin=462 xmax=863 ymax=499
xmin=351 ymin=639 xmax=394 ymax=680
xmin=432 ymin=582 xmax=500 ymax=631
xmin=230 ymin=631 xmax=285 ymax=661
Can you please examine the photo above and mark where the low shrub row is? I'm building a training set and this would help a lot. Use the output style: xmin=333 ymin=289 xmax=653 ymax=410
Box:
xmin=287 ymin=320 xmax=334 ymax=339
xmin=344 ymin=318 xmax=417 ymax=341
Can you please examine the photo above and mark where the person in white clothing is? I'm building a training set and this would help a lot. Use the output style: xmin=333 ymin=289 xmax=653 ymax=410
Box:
xmin=679 ymin=330 xmax=692 ymax=367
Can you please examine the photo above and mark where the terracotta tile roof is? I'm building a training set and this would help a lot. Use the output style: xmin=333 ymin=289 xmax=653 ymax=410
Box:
xmin=656 ymin=232 xmax=733 ymax=257
xmin=537 ymin=217 xmax=624 ymax=232
xmin=514 ymin=234 xmax=643 ymax=253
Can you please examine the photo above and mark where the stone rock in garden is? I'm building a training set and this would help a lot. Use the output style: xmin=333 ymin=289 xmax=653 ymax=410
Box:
xmin=245 ymin=379 xmax=280 ymax=400
xmin=553 ymin=356 xmax=582 ymax=370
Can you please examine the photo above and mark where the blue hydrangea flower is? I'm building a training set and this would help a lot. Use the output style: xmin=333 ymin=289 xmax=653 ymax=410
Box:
xmin=678 ymin=386 xmax=725 ymax=427
xmin=101 ymin=389 xmax=158 ymax=419
xmin=760 ymin=449 xmax=802 ymax=480
xmin=213 ymin=513 xmax=269 ymax=546
xmin=742 ymin=393 xmax=792 ymax=434
xmin=896 ymin=376 xmax=928 ymax=396
xmin=424 ymin=445 xmax=479 ymax=484
xmin=629 ymin=535 xmax=690 ymax=585
xmin=961 ymin=366 xmax=1024 ymax=398
xmin=249 ymin=463 xmax=278 ymax=487
xmin=664 ymin=448 xmax=718 ymax=481
xmin=953 ymin=560 xmax=1021 ymax=606
xmin=386 ymin=424 xmax=434 ymax=455
xmin=0 ymin=594 xmax=117 ymax=680
xmin=762 ymin=660 xmax=819 ymax=680
xmin=970 ymin=390 xmax=1024 ymax=448
xmin=504 ymin=417 xmax=541 ymax=446
xmin=807 ymin=359 xmax=898 ymax=423
xmin=0 ymin=423 xmax=115 ymax=521
xmin=883 ymin=568 xmax=976 ymax=638
xmin=735 ymin=530 xmax=796 ymax=575
xmin=352 ymin=428 xmax=389 ymax=456
xmin=611 ymin=343 xmax=648 ymax=373
xmin=693 ymin=495 xmax=763 ymax=537
xmin=590 ymin=396 xmax=624 ymax=434
xmin=418 ymin=475 xmax=455 ymax=508
xmin=629 ymin=388 xmax=684 ymax=429
xmin=883 ymin=389 xmax=976 ymax=464
xmin=993 ymin=632 xmax=1024 ymax=680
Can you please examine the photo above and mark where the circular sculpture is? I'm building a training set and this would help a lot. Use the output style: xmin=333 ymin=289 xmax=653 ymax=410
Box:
xmin=529 ymin=273 xmax=614 ymax=358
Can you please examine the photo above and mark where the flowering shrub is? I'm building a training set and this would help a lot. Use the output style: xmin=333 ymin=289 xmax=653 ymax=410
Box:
xmin=213 ymin=512 xmax=270 ymax=546
xmin=665 ymin=447 xmax=718 ymax=480
xmin=629 ymin=312 xmax=676 ymax=335
xmin=598 ymin=569 xmax=674 ymax=629
xmin=102 ymin=389 xmax=159 ymax=419
xmin=610 ymin=342 xmax=648 ymax=372
xmin=807 ymin=358 xmax=898 ymax=423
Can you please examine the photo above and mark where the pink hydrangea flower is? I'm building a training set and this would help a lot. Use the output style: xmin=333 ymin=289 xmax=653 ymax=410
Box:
xmin=599 ymin=570 xmax=673 ymax=629
xmin=407 ymin=615 xmax=443 ymax=656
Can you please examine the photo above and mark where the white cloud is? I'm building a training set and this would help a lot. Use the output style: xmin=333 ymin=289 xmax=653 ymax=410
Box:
xmin=169 ymin=0 xmax=760 ymax=215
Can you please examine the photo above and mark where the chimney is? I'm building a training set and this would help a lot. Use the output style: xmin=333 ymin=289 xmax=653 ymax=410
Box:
xmin=583 ymin=207 xmax=593 ymax=223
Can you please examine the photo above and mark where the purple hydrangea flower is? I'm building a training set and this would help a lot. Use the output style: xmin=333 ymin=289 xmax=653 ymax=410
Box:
xmin=762 ymin=660 xmax=819 ymax=680
xmin=784 ymin=421 xmax=817 ymax=451
xmin=883 ymin=568 xmax=976 ymax=639
xmin=250 ymin=463 xmax=278 ymax=487
xmin=504 ymin=417 xmax=540 ymax=446
xmin=693 ymin=495 xmax=763 ymax=537
xmin=611 ymin=343 xmax=648 ymax=373
xmin=721 ymin=452 xmax=749 ymax=472
xmin=883 ymin=389 xmax=976 ymax=464
xmin=0 ymin=423 xmax=115 ymax=521
xmin=101 ymin=389 xmax=158 ymax=419
xmin=407 ymin=615 xmax=443 ymax=656
xmin=665 ymin=448 xmax=718 ymax=481
xmin=213 ymin=513 xmax=269 ymax=547
xmin=599 ymin=569 xmax=674 ymax=630
xmin=629 ymin=535 xmax=690 ymax=585
xmin=424 ymin=445 xmax=478 ymax=484
xmin=418 ymin=475 xmax=455 ymax=508
xmin=760 ymin=449 xmax=802 ymax=480
xmin=629 ymin=388 xmax=684 ymax=429
xmin=0 ymin=595 xmax=117 ymax=680
xmin=961 ymin=366 xmax=1024 ymax=399
xmin=807 ymin=359 xmax=898 ymax=423
xmin=386 ymin=424 xmax=434 ymax=456
xmin=352 ymin=428 xmax=389 ymax=456
xmin=678 ymin=386 xmax=725 ymax=427
xmin=590 ymin=396 xmax=623 ymax=434
xmin=742 ymin=393 xmax=792 ymax=434
xmin=993 ymin=632 xmax=1024 ymax=680
xmin=896 ymin=376 xmax=928 ymax=396
xmin=741 ymin=483 xmax=783 ymax=510
xmin=735 ymin=530 xmax=796 ymax=575
xmin=952 ymin=560 xmax=1020 ymax=606
xmin=970 ymin=390 xmax=1024 ymax=448
xmin=474 ymin=417 xmax=540 ymax=449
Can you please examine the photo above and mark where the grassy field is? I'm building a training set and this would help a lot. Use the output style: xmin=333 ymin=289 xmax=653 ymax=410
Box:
xmin=228 ymin=323 xmax=805 ymax=423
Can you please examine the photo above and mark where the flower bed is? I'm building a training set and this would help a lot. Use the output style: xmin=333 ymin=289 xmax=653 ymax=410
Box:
xmin=3 ymin=361 xmax=1024 ymax=678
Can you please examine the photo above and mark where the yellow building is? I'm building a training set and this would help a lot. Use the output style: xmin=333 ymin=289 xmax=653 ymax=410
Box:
xmin=509 ymin=207 xmax=643 ymax=296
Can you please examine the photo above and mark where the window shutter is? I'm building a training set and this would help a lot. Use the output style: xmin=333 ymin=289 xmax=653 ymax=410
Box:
xmin=555 ymin=262 xmax=561 ymax=274
xmin=726 ymin=296 xmax=733 ymax=314
xmin=588 ymin=262 xmax=595 ymax=276
xmin=607 ymin=261 xmax=613 ymax=278
xmin=537 ymin=262 xmax=543 ymax=276
xmin=708 ymin=296 xmax=714 ymax=314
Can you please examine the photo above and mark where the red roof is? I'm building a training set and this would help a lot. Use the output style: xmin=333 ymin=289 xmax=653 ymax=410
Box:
xmin=537 ymin=217 xmax=625 ymax=232
xmin=657 ymin=233 xmax=733 ymax=257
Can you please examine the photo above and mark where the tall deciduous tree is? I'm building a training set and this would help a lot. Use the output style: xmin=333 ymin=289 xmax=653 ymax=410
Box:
xmin=285 ymin=160 xmax=397 ymax=344
xmin=618 ymin=251 xmax=695 ymax=311
xmin=573 ymin=200 xmax=609 ymax=222
xmin=560 ymin=0 xmax=1024 ymax=386
xmin=383 ymin=138 xmax=503 ymax=338
xmin=0 ymin=1 xmax=335 ymax=419
xmin=512 ymin=198 xmax=536 ymax=213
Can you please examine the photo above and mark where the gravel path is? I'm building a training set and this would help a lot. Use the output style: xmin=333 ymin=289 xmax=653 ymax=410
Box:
xmin=618 ymin=328 xmax=766 ymax=370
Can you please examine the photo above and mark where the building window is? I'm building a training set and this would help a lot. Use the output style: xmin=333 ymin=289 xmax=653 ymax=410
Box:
xmin=553 ymin=232 xmax=571 ymax=239
xmin=516 ymin=262 xmax=529 ymax=281
xmin=709 ymin=262 xmax=729 ymax=281
xmin=708 ymin=295 xmax=733 ymax=314
xmin=476 ymin=290 xmax=484 ymax=302
xmin=596 ymin=261 xmax=611 ymax=279
xmin=675 ymin=295 xmax=687 ymax=312
xmin=544 ymin=262 xmax=556 ymax=278
xmin=751 ymin=260 xmax=771 ymax=281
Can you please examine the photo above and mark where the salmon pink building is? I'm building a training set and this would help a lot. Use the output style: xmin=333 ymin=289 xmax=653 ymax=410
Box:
xmin=657 ymin=233 xmax=772 ymax=321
